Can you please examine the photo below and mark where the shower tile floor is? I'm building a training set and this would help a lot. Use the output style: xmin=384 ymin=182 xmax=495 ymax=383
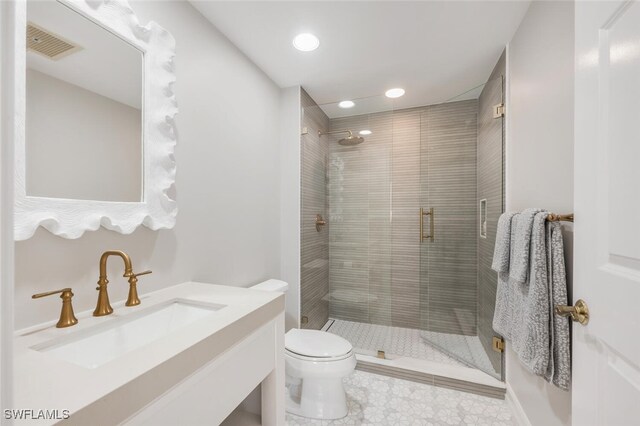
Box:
xmin=327 ymin=319 xmax=497 ymax=377
xmin=285 ymin=370 xmax=515 ymax=425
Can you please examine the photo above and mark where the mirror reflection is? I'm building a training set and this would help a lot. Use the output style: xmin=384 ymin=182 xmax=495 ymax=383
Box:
xmin=26 ymin=0 xmax=143 ymax=202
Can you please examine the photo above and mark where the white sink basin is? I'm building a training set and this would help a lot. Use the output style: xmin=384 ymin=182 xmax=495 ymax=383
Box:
xmin=32 ymin=299 xmax=225 ymax=369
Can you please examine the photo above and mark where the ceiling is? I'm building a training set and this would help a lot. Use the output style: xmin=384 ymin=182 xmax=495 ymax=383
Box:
xmin=27 ymin=0 xmax=142 ymax=109
xmin=191 ymin=1 xmax=530 ymax=112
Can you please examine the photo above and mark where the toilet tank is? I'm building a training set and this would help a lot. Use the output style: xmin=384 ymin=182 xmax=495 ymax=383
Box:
xmin=250 ymin=279 xmax=289 ymax=293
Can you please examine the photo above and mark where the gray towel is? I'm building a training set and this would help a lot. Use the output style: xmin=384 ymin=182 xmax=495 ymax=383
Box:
xmin=492 ymin=212 xmax=517 ymax=273
xmin=492 ymin=210 xmax=571 ymax=390
xmin=509 ymin=208 xmax=545 ymax=283
xmin=492 ymin=209 xmax=544 ymax=347
xmin=492 ymin=213 xmax=517 ymax=342
xmin=544 ymin=222 xmax=571 ymax=390
xmin=510 ymin=212 xmax=551 ymax=374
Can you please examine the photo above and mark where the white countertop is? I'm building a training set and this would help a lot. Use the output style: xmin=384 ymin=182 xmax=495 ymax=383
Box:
xmin=13 ymin=282 xmax=284 ymax=425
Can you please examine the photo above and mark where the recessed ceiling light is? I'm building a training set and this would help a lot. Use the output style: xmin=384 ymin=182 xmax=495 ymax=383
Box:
xmin=385 ymin=88 xmax=405 ymax=98
xmin=338 ymin=100 xmax=355 ymax=108
xmin=359 ymin=130 xmax=372 ymax=136
xmin=293 ymin=33 xmax=319 ymax=52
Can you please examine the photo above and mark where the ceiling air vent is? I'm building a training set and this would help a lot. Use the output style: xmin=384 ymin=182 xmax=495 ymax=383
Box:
xmin=27 ymin=22 xmax=82 ymax=60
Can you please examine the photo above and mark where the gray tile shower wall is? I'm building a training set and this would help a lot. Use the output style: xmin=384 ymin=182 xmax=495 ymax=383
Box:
xmin=300 ymin=89 xmax=330 ymax=330
xmin=477 ymin=51 xmax=506 ymax=375
xmin=327 ymin=100 xmax=478 ymax=334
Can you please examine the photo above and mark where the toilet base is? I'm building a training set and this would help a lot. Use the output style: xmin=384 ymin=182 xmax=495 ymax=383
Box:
xmin=286 ymin=374 xmax=349 ymax=420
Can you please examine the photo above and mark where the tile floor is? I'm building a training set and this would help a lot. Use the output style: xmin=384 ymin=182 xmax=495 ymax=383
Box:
xmin=285 ymin=370 xmax=515 ymax=425
xmin=327 ymin=319 xmax=497 ymax=378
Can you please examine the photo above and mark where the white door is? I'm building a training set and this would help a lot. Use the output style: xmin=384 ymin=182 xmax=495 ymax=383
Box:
xmin=574 ymin=1 xmax=640 ymax=425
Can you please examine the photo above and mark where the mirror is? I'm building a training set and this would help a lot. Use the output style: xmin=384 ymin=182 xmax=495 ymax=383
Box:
xmin=15 ymin=0 xmax=177 ymax=240
xmin=26 ymin=0 xmax=143 ymax=202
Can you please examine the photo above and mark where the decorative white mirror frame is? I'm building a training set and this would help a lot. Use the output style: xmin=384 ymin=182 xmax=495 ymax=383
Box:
xmin=14 ymin=0 xmax=177 ymax=241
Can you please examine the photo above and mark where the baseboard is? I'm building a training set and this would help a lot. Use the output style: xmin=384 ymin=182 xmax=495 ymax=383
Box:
xmin=506 ymin=385 xmax=532 ymax=426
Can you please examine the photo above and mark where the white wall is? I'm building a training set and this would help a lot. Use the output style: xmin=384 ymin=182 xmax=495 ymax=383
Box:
xmin=0 ymin=0 xmax=17 ymax=414
xmin=506 ymin=1 xmax=574 ymax=425
xmin=279 ymin=86 xmax=301 ymax=331
xmin=14 ymin=1 xmax=285 ymax=329
xmin=26 ymin=69 xmax=142 ymax=202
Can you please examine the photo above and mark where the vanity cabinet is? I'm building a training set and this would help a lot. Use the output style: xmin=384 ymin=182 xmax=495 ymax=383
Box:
xmin=14 ymin=283 xmax=285 ymax=426
xmin=126 ymin=317 xmax=284 ymax=426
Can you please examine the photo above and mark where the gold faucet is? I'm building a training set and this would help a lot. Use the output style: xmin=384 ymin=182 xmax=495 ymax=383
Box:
xmin=32 ymin=288 xmax=78 ymax=328
xmin=93 ymin=250 xmax=152 ymax=316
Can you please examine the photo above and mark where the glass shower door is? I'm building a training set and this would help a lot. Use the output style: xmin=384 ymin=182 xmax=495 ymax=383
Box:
xmin=325 ymin=96 xmax=396 ymax=341
xmin=419 ymin=75 xmax=504 ymax=380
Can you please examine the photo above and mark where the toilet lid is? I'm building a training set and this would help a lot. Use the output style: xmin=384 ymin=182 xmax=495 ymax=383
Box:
xmin=285 ymin=329 xmax=352 ymax=358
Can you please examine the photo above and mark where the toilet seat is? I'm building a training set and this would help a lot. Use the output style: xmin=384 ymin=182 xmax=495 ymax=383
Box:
xmin=285 ymin=348 xmax=354 ymax=362
xmin=285 ymin=329 xmax=352 ymax=359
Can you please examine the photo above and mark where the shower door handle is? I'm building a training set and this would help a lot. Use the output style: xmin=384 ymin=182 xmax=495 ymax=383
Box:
xmin=420 ymin=208 xmax=434 ymax=242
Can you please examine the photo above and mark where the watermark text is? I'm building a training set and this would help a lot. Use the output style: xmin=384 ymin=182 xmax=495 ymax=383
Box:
xmin=4 ymin=409 xmax=70 ymax=420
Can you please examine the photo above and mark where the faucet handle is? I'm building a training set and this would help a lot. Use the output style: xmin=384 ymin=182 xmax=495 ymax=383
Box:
xmin=126 ymin=270 xmax=152 ymax=307
xmin=32 ymin=288 xmax=78 ymax=328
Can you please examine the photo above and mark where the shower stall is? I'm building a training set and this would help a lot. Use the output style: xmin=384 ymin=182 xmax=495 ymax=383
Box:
xmin=300 ymin=55 xmax=505 ymax=391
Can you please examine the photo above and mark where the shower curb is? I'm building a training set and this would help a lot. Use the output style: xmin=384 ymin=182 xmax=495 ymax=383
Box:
xmin=355 ymin=359 xmax=506 ymax=400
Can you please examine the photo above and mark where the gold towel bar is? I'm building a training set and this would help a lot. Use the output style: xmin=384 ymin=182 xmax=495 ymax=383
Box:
xmin=546 ymin=213 xmax=574 ymax=222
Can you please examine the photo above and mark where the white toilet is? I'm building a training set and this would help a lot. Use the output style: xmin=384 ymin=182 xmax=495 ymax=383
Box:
xmin=250 ymin=279 xmax=356 ymax=420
